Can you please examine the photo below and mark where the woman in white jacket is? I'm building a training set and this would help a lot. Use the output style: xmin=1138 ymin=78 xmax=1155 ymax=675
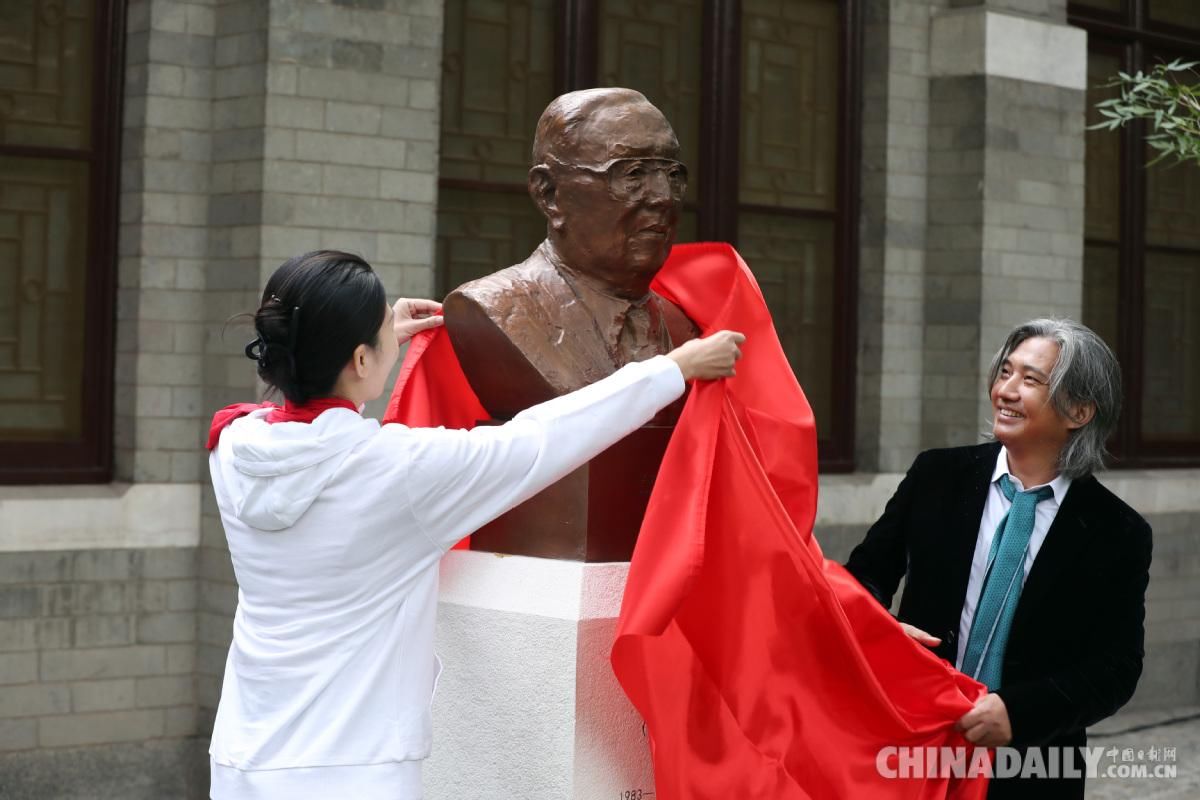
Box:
xmin=207 ymin=250 xmax=743 ymax=799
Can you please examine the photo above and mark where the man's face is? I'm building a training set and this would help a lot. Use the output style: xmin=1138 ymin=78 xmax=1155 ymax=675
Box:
xmin=990 ymin=337 xmax=1077 ymax=454
xmin=548 ymin=103 xmax=684 ymax=295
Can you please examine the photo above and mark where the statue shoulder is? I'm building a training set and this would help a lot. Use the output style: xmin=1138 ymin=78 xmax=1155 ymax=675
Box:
xmin=449 ymin=259 xmax=564 ymax=308
xmin=445 ymin=257 xmax=574 ymax=337
xmin=442 ymin=260 xmax=563 ymax=419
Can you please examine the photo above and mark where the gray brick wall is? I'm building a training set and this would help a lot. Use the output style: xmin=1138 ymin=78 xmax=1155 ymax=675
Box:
xmin=0 ymin=549 xmax=197 ymax=756
xmin=117 ymin=0 xmax=218 ymax=486
xmin=921 ymin=69 xmax=1086 ymax=448
xmin=197 ymin=0 xmax=269 ymax=733
xmin=923 ymin=73 xmax=988 ymax=448
xmin=1135 ymin=511 xmax=1200 ymax=710
xmin=857 ymin=0 xmax=948 ymax=472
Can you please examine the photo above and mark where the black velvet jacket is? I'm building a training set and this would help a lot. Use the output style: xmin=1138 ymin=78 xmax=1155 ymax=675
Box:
xmin=845 ymin=442 xmax=1152 ymax=799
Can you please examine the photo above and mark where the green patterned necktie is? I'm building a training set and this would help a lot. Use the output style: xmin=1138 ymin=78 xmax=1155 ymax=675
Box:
xmin=961 ymin=474 xmax=1055 ymax=690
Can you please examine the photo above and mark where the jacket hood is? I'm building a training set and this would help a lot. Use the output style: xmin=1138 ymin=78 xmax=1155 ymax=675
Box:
xmin=218 ymin=408 xmax=378 ymax=530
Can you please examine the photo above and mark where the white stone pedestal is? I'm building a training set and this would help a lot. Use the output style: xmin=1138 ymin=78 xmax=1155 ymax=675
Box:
xmin=425 ymin=550 xmax=655 ymax=800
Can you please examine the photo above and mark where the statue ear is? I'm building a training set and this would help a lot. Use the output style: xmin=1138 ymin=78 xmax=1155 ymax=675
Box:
xmin=529 ymin=165 xmax=564 ymax=231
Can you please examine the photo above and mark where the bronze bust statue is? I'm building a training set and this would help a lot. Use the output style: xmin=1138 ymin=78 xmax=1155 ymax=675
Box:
xmin=444 ymin=87 xmax=698 ymax=420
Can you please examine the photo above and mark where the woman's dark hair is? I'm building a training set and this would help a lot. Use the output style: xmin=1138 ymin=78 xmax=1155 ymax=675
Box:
xmin=245 ymin=250 xmax=386 ymax=404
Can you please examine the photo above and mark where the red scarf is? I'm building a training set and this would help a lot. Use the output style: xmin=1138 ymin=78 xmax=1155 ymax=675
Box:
xmin=383 ymin=243 xmax=987 ymax=798
xmin=206 ymin=397 xmax=359 ymax=450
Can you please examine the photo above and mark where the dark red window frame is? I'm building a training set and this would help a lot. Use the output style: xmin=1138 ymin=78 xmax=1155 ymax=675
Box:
xmin=0 ymin=0 xmax=124 ymax=484
xmin=1070 ymin=0 xmax=1200 ymax=467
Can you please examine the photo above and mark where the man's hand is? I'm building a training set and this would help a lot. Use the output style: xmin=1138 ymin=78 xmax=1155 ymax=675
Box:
xmin=899 ymin=623 xmax=941 ymax=648
xmin=394 ymin=298 xmax=444 ymax=344
xmin=956 ymin=693 xmax=1012 ymax=747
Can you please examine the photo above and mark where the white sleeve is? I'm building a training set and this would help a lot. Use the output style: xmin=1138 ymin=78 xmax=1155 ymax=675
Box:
xmin=397 ymin=355 xmax=685 ymax=551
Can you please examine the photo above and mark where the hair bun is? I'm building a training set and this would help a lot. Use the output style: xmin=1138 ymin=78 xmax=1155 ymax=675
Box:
xmin=248 ymin=251 xmax=385 ymax=405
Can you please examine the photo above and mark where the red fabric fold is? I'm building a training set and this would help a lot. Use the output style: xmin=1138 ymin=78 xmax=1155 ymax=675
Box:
xmin=383 ymin=322 xmax=487 ymax=430
xmin=612 ymin=243 xmax=987 ymax=799
xmin=207 ymin=403 xmax=274 ymax=451
xmin=265 ymin=397 xmax=358 ymax=424
xmin=207 ymin=397 xmax=358 ymax=450
xmin=382 ymin=243 xmax=988 ymax=798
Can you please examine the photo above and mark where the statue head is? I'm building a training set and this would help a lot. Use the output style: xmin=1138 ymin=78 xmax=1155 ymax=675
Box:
xmin=528 ymin=88 xmax=687 ymax=299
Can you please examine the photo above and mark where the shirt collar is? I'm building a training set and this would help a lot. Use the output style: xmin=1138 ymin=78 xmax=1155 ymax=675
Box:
xmin=993 ymin=445 xmax=1072 ymax=505
xmin=542 ymin=243 xmax=653 ymax=355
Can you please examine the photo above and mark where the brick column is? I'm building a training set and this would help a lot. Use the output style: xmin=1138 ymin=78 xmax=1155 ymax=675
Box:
xmin=947 ymin=0 xmax=1067 ymax=18
xmin=112 ymin=0 xmax=215 ymax=748
xmin=195 ymin=0 xmax=445 ymax=732
xmin=856 ymin=0 xmax=947 ymax=472
xmin=920 ymin=2 xmax=1086 ymax=449
xmin=117 ymin=0 xmax=216 ymax=485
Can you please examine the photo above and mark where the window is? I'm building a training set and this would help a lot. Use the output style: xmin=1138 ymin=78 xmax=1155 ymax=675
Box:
xmin=0 ymin=1 xmax=122 ymax=483
xmin=1071 ymin=0 xmax=1200 ymax=466
xmin=437 ymin=0 xmax=860 ymax=468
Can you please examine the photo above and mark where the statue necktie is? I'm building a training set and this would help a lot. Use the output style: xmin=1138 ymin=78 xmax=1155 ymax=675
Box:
xmin=961 ymin=474 xmax=1055 ymax=690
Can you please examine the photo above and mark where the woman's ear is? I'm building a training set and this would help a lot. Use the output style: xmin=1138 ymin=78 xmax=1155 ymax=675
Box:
xmin=352 ymin=343 xmax=371 ymax=379
xmin=529 ymin=165 xmax=563 ymax=232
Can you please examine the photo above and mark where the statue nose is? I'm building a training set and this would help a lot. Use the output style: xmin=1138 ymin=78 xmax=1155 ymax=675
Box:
xmin=642 ymin=170 xmax=675 ymax=204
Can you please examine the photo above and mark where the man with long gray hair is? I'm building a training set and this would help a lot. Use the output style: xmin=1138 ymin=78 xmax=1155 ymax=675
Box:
xmin=846 ymin=318 xmax=1151 ymax=799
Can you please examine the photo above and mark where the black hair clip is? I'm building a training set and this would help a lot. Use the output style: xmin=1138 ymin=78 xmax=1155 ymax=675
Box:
xmin=245 ymin=337 xmax=265 ymax=364
xmin=244 ymin=303 xmax=300 ymax=371
xmin=288 ymin=306 xmax=301 ymax=351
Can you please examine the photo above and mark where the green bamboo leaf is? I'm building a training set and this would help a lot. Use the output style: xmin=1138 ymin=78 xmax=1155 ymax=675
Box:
xmin=1093 ymin=64 xmax=1200 ymax=166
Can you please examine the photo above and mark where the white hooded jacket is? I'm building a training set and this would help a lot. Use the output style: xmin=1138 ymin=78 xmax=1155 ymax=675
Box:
xmin=207 ymin=355 xmax=685 ymax=799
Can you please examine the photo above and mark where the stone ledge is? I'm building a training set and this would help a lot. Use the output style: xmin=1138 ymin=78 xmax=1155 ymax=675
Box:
xmin=438 ymin=550 xmax=629 ymax=621
xmin=930 ymin=8 xmax=1087 ymax=91
xmin=0 ymin=484 xmax=201 ymax=552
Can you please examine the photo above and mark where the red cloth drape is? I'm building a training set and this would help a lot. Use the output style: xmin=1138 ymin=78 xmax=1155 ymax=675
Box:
xmin=383 ymin=316 xmax=487 ymax=430
xmin=611 ymin=243 xmax=987 ymax=799
xmin=383 ymin=243 xmax=987 ymax=798
xmin=207 ymin=397 xmax=358 ymax=450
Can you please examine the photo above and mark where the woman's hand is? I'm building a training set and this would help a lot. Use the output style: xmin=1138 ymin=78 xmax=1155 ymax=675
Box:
xmin=667 ymin=330 xmax=746 ymax=381
xmin=394 ymin=298 xmax=444 ymax=344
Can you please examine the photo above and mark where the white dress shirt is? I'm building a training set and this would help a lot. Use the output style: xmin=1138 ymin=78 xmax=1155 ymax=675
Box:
xmin=955 ymin=446 xmax=1072 ymax=670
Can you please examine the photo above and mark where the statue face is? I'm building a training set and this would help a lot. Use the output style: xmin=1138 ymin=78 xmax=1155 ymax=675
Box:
xmin=546 ymin=103 xmax=686 ymax=296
